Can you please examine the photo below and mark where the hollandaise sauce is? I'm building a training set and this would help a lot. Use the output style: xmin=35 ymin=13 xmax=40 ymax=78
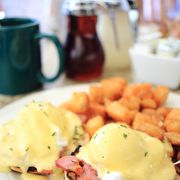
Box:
xmin=0 ymin=102 xmax=85 ymax=177
xmin=21 ymin=174 xmax=48 ymax=180
xmin=77 ymin=123 xmax=176 ymax=180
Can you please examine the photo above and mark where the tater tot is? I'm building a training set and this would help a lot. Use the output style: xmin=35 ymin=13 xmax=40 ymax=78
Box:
xmin=142 ymin=109 xmax=164 ymax=127
xmin=129 ymin=110 xmax=138 ymax=121
xmin=165 ymin=119 xmax=180 ymax=133
xmin=133 ymin=121 xmax=164 ymax=140
xmin=142 ymin=109 xmax=157 ymax=116
xmin=165 ymin=109 xmax=180 ymax=133
xmin=151 ymin=115 xmax=164 ymax=129
xmin=123 ymin=83 xmax=154 ymax=100
xmin=133 ymin=113 xmax=159 ymax=127
xmin=89 ymin=85 xmax=103 ymax=104
xmin=85 ymin=116 xmax=105 ymax=137
xmin=101 ymin=77 xmax=127 ymax=100
xmin=141 ymin=98 xmax=157 ymax=109
xmin=106 ymin=101 xmax=132 ymax=124
xmin=90 ymin=103 xmax=106 ymax=117
xmin=119 ymin=96 xmax=141 ymax=111
xmin=104 ymin=98 xmax=112 ymax=106
xmin=153 ymin=86 xmax=169 ymax=107
xmin=156 ymin=107 xmax=171 ymax=119
xmin=166 ymin=109 xmax=180 ymax=121
xmin=165 ymin=132 xmax=180 ymax=146
xmin=65 ymin=92 xmax=89 ymax=114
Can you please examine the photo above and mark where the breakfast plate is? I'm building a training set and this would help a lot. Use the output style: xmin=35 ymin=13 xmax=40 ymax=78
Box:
xmin=0 ymin=84 xmax=180 ymax=180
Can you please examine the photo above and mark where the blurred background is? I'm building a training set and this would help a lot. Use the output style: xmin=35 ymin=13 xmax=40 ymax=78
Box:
xmin=0 ymin=0 xmax=179 ymax=105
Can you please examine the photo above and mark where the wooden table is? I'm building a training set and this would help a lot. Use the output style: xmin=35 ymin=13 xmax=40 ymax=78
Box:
xmin=0 ymin=68 xmax=131 ymax=108
xmin=0 ymin=68 xmax=179 ymax=109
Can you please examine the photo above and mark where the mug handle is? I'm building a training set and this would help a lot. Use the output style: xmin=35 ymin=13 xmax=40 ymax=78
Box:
xmin=34 ymin=33 xmax=64 ymax=83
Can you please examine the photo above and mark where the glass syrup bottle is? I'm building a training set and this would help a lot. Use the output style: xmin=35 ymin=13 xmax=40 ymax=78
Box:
xmin=63 ymin=0 xmax=105 ymax=81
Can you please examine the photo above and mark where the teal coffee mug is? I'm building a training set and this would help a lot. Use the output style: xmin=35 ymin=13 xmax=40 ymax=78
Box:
xmin=0 ymin=18 xmax=64 ymax=95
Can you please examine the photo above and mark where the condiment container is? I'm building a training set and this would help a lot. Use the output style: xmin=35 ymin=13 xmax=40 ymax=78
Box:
xmin=63 ymin=0 xmax=105 ymax=81
xmin=97 ymin=0 xmax=133 ymax=71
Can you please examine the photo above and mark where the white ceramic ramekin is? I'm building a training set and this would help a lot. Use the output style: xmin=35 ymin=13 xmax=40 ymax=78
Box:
xmin=129 ymin=49 xmax=180 ymax=89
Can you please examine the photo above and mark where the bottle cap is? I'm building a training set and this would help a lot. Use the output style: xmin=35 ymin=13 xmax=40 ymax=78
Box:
xmin=102 ymin=0 xmax=137 ymax=10
xmin=104 ymin=0 xmax=120 ymax=7
xmin=63 ymin=0 xmax=97 ymax=16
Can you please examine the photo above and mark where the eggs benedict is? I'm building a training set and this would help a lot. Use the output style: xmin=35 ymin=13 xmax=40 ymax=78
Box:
xmin=56 ymin=123 xmax=176 ymax=180
xmin=0 ymin=101 xmax=88 ymax=175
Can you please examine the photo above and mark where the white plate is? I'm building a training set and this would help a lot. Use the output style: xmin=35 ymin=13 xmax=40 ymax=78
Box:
xmin=0 ymin=84 xmax=180 ymax=180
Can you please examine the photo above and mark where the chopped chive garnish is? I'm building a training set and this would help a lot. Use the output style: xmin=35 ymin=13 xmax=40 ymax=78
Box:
xmin=43 ymin=111 xmax=49 ymax=117
xmin=73 ymin=126 xmax=83 ymax=141
xmin=144 ymin=152 xmax=148 ymax=157
xmin=120 ymin=125 xmax=127 ymax=128
xmin=123 ymin=133 xmax=128 ymax=139
xmin=52 ymin=132 xmax=56 ymax=136
xmin=93 ymin=134 xmax=98 ymax=139
xmin=48 ymin=146 xmax=51 ymax=150
xmin=25 ymin=147 xmax=29 ymax=152
xmin=9 ymin=148 xmax=13 ymax=151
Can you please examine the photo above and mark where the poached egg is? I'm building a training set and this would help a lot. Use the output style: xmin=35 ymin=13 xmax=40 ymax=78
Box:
xmin=0 ymin=101 xmax=86 ymax=174
xmin=77 ymin=123 xmax=176 ymax=180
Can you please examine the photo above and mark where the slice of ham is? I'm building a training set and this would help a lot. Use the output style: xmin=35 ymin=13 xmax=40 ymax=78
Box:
xmin=56 ymin=156 xmax=99 ymax=180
